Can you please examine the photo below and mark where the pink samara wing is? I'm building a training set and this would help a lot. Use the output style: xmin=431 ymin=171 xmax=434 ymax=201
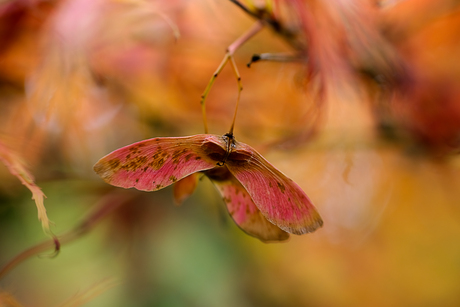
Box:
xmin=94 ymin=135 xmax=223 ymax=191
xmin=94 ymin=134 xmax=323 ymax=236
xmin=205 ymin=167 xmax=289 ymax=242
xmin=223 ymin=141 xmax=323 ymax=235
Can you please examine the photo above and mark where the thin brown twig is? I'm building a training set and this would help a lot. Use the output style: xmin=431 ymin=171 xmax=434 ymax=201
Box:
xmin=0 ymin=191 xmax=133 ymax=280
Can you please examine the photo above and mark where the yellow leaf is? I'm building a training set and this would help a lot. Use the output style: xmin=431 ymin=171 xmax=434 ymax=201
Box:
xmin=0 ymin=140 xmax=52 ymax=236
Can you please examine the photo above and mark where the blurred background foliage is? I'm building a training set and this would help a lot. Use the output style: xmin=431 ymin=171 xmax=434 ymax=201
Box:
xmin=1 ymin=0 xmax=460 ymax=306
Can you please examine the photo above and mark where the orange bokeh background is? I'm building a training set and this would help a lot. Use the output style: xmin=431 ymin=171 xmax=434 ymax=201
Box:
xmin=1 ymin=0 xmax=460 ymax=306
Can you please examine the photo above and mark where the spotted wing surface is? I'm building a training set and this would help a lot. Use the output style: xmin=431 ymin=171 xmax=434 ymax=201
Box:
xmin=94 ymin=134 xmax=226 ymax=191
xmin=205 ymin=167 xmax=289 ymax=242
xmin=226 ymin=142 xmax=323 ymax=235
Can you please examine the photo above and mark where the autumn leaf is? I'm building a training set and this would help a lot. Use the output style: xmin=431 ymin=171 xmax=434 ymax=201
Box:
xmin=0 ymin=140 xmax=52 ymax=237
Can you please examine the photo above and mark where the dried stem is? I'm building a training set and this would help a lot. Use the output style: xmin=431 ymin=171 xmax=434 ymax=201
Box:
xmin=200 ymin=21 xmax=263 ymax=134
xmin=0 ymin=191 xmax=132 ymax=280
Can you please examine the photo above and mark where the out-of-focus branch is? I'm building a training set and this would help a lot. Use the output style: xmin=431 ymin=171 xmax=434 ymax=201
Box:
xmin=228 ymin=0 xmax=306 ymax=51
xmin=0 ymin=191 xmax=133 ymax=280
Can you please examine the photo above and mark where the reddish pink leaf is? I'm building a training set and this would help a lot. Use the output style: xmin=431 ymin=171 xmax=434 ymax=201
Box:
xmin=206 ymin=167 xmax=289 ymax=242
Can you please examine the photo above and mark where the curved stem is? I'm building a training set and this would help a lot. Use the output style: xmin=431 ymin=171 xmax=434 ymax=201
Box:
xmin=228 ymin=56 xmax=242 ymax=135
xmin=0 ymin=191 xmax=132 ymax=280
xmin=200 ymin=21 xmax=264 ymax=134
